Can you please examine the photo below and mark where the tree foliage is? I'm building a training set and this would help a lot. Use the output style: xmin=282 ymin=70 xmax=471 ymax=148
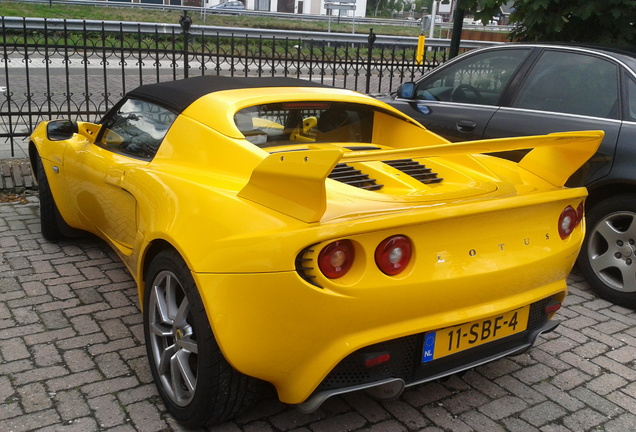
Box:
xmin=460 ymin=0 xmax=636 ymax=46
xmin=510 ymin=0 xmax=636 ymax=45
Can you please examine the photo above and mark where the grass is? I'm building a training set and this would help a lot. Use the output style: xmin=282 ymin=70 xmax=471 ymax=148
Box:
xmin=0 ymin=0 xmax=424 ymax=37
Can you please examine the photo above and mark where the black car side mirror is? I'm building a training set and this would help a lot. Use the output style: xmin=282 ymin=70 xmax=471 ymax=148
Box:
xmin=46 ymin=120 xmax=78 ymax=141
xmin=396 ymin=82 xmax=415 ymax=99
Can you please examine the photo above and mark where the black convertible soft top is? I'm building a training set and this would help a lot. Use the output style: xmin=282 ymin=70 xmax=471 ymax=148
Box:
xmin=127 ymin=76 xmax=330 ymax=114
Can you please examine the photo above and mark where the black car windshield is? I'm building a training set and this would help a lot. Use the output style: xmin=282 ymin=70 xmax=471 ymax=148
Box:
xmin=234 ymin=101 xmax=375 ymax=147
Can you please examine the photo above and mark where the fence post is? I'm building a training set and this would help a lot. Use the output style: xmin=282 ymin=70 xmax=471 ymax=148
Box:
xmin=179 ymin=10 xmax=192 ymax=78
xmin=365 ymin=28 xmax=376 ymax=94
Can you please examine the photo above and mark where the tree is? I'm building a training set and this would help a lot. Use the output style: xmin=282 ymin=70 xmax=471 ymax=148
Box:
xmin=459 ymin=0 xmax=636 ymax=46
xmin=509 ymin=0 xmax=636 ymax=46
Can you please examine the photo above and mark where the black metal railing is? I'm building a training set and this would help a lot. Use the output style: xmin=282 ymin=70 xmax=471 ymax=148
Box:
xmin=0 ymin=16 xmax=496 ymax=156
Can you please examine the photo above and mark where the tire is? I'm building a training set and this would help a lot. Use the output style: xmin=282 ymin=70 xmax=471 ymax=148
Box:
xmin=143 ymin=249 xmax=258 ymax=427
xmin=36 ymin=155 xmax=63 ymax=241
xmin=578 ymin=194 xmax=636 ymax=308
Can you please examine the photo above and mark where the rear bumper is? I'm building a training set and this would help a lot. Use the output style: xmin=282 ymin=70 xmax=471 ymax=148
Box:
xmin=194 ymin=267 xmax=568 ymax=405
xmin=298 ymin=297 xmax=559 ymax=412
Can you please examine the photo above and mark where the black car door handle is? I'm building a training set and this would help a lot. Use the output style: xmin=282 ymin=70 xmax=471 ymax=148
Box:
xmin=456 ymin=120 xmax=477 ymax=133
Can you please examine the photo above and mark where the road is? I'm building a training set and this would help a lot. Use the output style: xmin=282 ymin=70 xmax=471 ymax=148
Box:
xmin=1 ymin=197 xmax=636 ymax=431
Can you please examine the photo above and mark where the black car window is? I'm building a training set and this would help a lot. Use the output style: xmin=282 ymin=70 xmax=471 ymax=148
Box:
xmin=97 ymin=98 xmax=177 ymax=159
xmin=234 ymin=101 xmax=374 ymax=147
xmin=513 ymin=50 xmax=620 ymax=119
xmin=625 ymin=73 xmax=636 ymax=122
xmin=414 ymin=49 xmax=531 ymax=106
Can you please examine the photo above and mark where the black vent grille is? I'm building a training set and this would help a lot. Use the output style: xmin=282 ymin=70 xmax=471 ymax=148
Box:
xmin=328 ymin=163 xmax=383 ymax=191
xmin=383 ymin=159 xmax=443 ymax=184
xmin=295 ymin=245 xmax=322 ymax=288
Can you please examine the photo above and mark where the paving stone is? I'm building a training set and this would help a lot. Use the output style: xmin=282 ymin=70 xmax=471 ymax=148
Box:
xmin=342 ymin=392 xmax=391 ymax=423
xmin=54 ymin=389 xmax=92 ymax=421
xmin=382 ymin=399 xmax=429 ymax=429
xmin=126 ymin=400 xmax=169 ymax=432
xmin=602 ymin=412 xmax=636 ymax=432
xmin=441 ymin=388 xmax=490 ymax=415
xmin=585 ymin=373 xmax=628 ymax=395
xmin=310 ymin=411 xmax=368 ymax=432
xmin=561 ymin=407 xmax=605 ymax=431
xmin=421 ymin=405 xmax=472 ymax=432
xmin=551 ymin=368 xmax=592 ymax=391
xmin=478 ymin=395 xmax=528 ymax=421
xmin=519 ymin=401 xmax=566 ymax=427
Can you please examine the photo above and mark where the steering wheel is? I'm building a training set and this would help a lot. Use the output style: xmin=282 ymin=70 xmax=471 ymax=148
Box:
xmin=450 ymin=84 xmax=482 ymax=103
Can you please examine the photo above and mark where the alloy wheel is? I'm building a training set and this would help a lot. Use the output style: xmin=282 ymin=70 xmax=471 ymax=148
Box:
xmin=147 ymin=270 xmax=199 ymax=406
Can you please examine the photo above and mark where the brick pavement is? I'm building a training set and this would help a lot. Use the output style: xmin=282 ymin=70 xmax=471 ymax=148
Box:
xmin=2 ymin=198 xmax=636 ymax=432
xmin=0 ymin=159 xmax=34 ymax=195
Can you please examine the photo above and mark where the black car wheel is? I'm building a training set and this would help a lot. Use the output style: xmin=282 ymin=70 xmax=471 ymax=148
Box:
xmin=36 ymin=154 xmax=64 ymax=241
xmin=579 ymin=194 xmax=636 ymax=307
xmin=143 ymin=249 xmax=257 ymax=427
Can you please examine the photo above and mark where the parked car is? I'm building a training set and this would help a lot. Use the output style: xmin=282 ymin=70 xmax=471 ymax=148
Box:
xmin=30 ymin=76 xmax=600 ymax=427
xmin=209 ymin=0 xmax=245 ymax=9
xmin=377 ymin=43 xmax=636 ymax=308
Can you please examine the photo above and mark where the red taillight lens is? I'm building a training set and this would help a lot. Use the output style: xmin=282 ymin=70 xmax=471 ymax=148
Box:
xmin=318 ymin=240 xmax=355 ymax=279
xmin=558 ymin=204 xmax=583 ymax=239
xmin=375 ymin=235 xmax=413 ymax=276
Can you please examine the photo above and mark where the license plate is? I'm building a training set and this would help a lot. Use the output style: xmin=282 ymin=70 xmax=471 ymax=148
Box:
xmin=422 ymin=305 xmax=530 ymax=363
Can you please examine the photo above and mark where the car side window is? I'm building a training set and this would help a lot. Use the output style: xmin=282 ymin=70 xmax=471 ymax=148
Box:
xmin=625 ymin=74 xmax=636 ymax=122
xmin=97 ymin=98 xmax=177 ymax=159
xmin=512 ymin=51 xmax=619 ymax=119
xmin=414 ymin=49 xmax=531 ymax=106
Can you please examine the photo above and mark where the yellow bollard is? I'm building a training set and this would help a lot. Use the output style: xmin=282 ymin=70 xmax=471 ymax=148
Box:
xmin=416 ymin=35 xmax=425 ymax=65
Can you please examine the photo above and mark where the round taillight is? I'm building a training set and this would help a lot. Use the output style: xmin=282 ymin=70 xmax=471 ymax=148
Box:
xmin=375 ymin=235 xmax=413 ymax=276
xmin=318 ymin=240 xmax=355 ymax=279
xmin=558 ymin=205 xmax=582 ymax=239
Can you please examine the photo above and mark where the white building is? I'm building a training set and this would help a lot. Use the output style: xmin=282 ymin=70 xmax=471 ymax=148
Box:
xmin=96 ymin=0 xmax=367 ymax=18
xmin=205 ymin=0 xmax=367 ymax=17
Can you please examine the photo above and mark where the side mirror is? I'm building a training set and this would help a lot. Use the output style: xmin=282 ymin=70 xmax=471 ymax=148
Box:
xmin=396 ymin=82 xmax=415 ymax=99
xmin=46 ymin=120 xmax=78 ymax=141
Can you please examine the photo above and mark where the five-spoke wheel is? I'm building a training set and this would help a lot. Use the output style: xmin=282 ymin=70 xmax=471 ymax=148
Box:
xmin=579 ymin=195 xmax=636 ymax=308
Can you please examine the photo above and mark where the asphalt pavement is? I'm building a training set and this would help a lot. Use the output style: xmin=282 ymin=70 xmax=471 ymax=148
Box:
xmin=1 ymin=143 xmax=636 ymax=431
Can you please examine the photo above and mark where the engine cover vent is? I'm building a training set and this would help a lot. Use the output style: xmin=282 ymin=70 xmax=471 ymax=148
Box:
xmin=328 ymin=163 xmax=383 ymax=191
xmin=384 ymin=159 xmax=443 ymax=184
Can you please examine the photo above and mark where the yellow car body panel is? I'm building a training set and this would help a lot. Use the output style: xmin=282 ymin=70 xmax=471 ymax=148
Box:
xmin=194 ymin=191 xmax=582 ymax=403
xmin=29 ymin=77 xmax=602 ymax=411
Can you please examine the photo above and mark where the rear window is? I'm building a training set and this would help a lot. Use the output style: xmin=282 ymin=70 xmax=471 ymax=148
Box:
xmin=234 ymin=101 xmax=375 ymax=146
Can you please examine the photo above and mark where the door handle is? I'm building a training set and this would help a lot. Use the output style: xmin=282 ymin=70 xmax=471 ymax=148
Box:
xmin=456 ymin=120 xmax=477 ymax=133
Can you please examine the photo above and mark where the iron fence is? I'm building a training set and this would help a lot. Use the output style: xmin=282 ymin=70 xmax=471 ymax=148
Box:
xmin=0 ymin=15 xmax=496 ymax=156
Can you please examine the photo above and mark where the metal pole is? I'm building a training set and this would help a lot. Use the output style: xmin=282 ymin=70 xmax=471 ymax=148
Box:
xmin=179 ymin=10 xmax=192 ymax=78
xmin=449 ymin=6 xmax=464 ymax=59
xmin=428 ymin=0 xmax=437 ymax=39
xmin=365 ymin=28 xmax=376 ymax=94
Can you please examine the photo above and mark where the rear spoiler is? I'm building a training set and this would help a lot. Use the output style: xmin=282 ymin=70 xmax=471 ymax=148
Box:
xmin=237 ymin=131 xmax=604 ymax=223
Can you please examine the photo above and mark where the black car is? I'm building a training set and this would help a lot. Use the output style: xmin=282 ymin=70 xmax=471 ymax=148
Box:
xmin=377 ymin=43 xmax=636 ymax=308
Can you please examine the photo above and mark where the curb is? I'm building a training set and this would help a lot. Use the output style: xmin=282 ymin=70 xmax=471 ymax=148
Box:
xmin=0 ymin=159 xmax=35 ymax=193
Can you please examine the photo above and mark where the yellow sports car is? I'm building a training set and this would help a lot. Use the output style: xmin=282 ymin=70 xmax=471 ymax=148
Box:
xmin=29 ymin=76 xmax=602 ymax=427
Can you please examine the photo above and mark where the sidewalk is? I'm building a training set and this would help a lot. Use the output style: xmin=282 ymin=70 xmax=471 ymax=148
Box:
xmin=0 ymin=137 xmax=34 ymax=194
